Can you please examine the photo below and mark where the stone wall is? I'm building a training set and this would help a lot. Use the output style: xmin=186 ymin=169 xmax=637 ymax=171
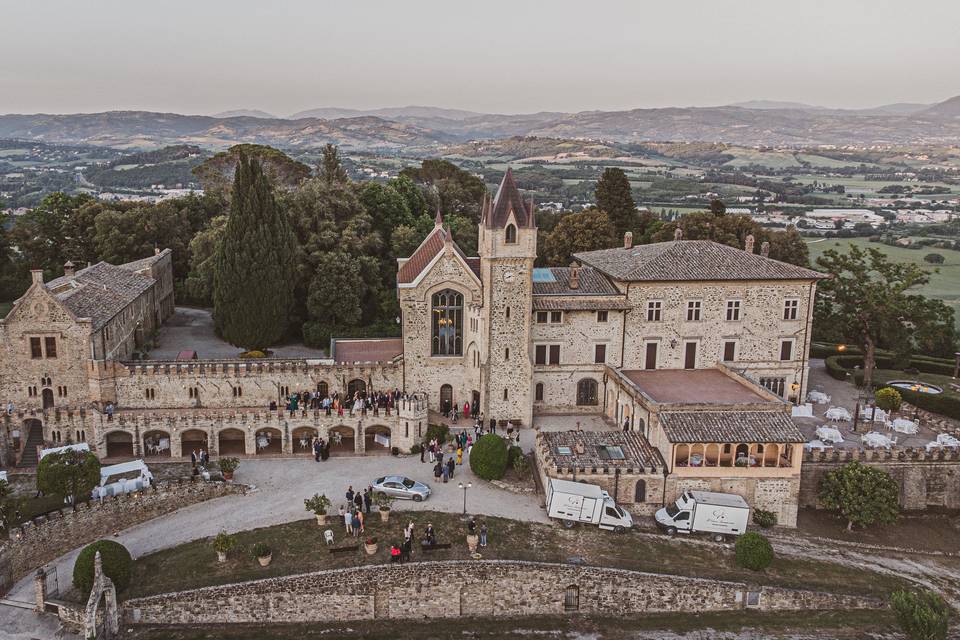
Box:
xmin=0 ymin=479 xmax=243 ymax=594
xmin=122 ymin=560 xmax=881 ymax=626
xmin=799 ymin=448 xmax=960 ymax=510
xmin=666 ymin=475 xmax=801 ymax=528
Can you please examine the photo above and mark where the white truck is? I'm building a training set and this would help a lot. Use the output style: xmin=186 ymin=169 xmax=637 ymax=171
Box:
xmin=546 ymin=478 xmax=633 ymax=532
xmin=655 ymin=490 xmax=750 ymax=542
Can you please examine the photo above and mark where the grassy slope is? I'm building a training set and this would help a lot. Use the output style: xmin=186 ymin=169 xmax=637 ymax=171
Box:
xmin=128 ymin=511 xmax=906 ymax=601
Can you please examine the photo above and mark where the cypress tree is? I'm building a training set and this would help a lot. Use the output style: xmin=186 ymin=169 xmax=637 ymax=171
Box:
xmin=595 ymin=168 xmax=637 ymax=239
xmin=213 ymin=153 xmax=297 ymax=351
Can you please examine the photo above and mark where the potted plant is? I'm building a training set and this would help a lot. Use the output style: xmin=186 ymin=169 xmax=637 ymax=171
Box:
xmin=252 ymin=542 xmax=272 ymax=567
xmin=375 ymin=491 xmax=394 ymax=523
xmin=304 ymin=493 xmax=332 ymax=525
xmin=218 ymin=457 xmax=240 ymax=481
xmin=364 ymin=536 xmax=378 ymax=555
xmin=212 ymin=530 xmax=236 ymax=563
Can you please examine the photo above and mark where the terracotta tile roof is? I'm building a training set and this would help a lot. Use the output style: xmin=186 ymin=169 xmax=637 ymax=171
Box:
xmin=538 ymin=430 xmax=665 ymax=471
xmin=532 ymin=298 xmax=631 ymax=311
xmin=482 ymin=168 xmax=534 ymax=229
xmin=620 ymin=369 xmax=772 ymax=405
xmin=575 ymin=240 xmax=826 ymax=282
xmin=532 ymin=267 xmax=619 ymax=296
xmin=119 ymin=248 xmax=171 ymax=273
xmin=46 ymin=261 xmax=156 ymax=330
xmin=330 ymin=338 xmax=403 ymax=363
xmin=658 ymin=411 xmax=805 ymax=443
xmin=396 ymin=224 xmax=479 ymax=284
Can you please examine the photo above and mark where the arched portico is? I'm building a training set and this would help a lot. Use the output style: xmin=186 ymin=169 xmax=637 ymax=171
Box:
xmin=218 ymin=428 xmax=246 ymax=456
xmin=104 ymin=430 xmax=134 ymax=459
xmin=254 ymin=427 xmax=282 ymax=454
xmin=142 ymin=430 xmax=171 ymax=458
xmin=328 ymin=425 xmax=356 ymax=456
xmin=292 ymin=426 xmax=318 ymax=454
xmin=180 ymin=429 xmax=208 ymax=459
xmin=364 ymin=425 xmax=391 ymax=455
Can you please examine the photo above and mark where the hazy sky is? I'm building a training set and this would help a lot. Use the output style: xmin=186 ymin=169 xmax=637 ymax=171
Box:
xmin=2 ymin=0 xmax=958 ymax=115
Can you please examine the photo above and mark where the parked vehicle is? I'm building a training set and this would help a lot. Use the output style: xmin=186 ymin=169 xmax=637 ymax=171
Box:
xmin=545 ymin=478 xmax=633 ymax=532
xmin=92 ymin=459 xmax=154 ymax=499
xmin=372 ymin=475 xmax=432 ymax=502
xmin=655 ymin=490 xmax=750 ymax=541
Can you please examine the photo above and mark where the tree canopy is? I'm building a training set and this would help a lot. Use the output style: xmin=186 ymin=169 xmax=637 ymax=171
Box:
xmin=595 ymin=167 xmax=637 ymax=238
xmin=818 ymin=461 xmax=899 ymax=530
xmin=36 ymin=449 xmax=101 ymax=505
xmin=193 ymin=144 xmax=311 ymax=194
xmin=543 ymin=209 xmax=616 ymax=265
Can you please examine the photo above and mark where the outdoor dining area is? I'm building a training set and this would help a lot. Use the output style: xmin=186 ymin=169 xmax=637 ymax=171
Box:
xmin=799 ymin=400 xmax=947 ymax=453
xmin=925 ymin=433 xmax=960 ymax=452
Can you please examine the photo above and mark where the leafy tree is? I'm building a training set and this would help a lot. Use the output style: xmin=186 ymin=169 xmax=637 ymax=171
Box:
xmin=0 ymin=479 xmax=16 ymax=531
xmin=443 ymin=213 xmax=479 ymax=257
xmin=814 ymin=246 xmax=952 ymax=390
xmin=874 ymin=387 xmax=903 ymax=412
xmin=182 ymin=215 xmax=227 ymax=305
xmin=734 ymin=532 xmax=773 ymax=570
xmin=391 ymin=175 xmax=429 ymax=218
xmin=73 ymin=540 xmax=132 ymax=596
xmin=391 ymin=224 xmax=425 ymax=258
xmin=193 ymin=144 xmax=310 ymax=194
xmin=767 ymin=226 xmax=809 ymax=267
xmin=10 ymin=192 xmax=95 ymax=279
xmin=818 ymin=461 xmax=899 ymax=530
xmin=890 ymin=589 xmax=951 ymax=640
xmin=36 ymin=449 xmax=101 ymax=506
xmin=543 ymin=209 xmax=616 ymax=265
xmin=469 ymin=434 xmax=509 ymax=480
xmin=318 ymin=143 xmax=349 ymax=184
xmin=213 ymin=153 xmax=297 ymax=350
xmin=305 ymin=251 xmax=370 ymax=328
xmin=594 ymin=168 xmax=636 ymax=238
xmin=923 ymin=253 xmax=945 ymax=264
xmin=359 ymin=181 xmax=413 ymax=243
xmin=709 ymin=198 xmax=726 ymax=216
xmin=400 ymin=159 xmax=486 ymax=223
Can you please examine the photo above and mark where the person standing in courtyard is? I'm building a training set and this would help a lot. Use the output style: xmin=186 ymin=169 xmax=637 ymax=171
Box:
xmin=456 ymin=445 xmax=463 ymax=466
xmin=346 ymin=485 xmax=354 ymax=504
xmin=357 ymin=510 xmax=365 ymax=535
xmin=420 ymin=444 xmax=425 ymax=463
xmin=446 ymin=456 xmax=455 ymax=479
xmin=341 ymin=505 xmax=350 ymax=533
xmin=363 ymin=488 xmax=372 ymax=514
xmin=479 ymin=522 xmax=488 ymax=547
xmin=354 ymin=490 xmax=363 ymax=513
xmin=351 ymin=510 xmax=361 ymax=537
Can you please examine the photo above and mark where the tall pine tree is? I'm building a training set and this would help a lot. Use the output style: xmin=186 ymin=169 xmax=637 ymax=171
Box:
xmin=213 ymin=153 xmax=297 ymax=351
xmin=595 ymin=168 xmax=637 ymax=239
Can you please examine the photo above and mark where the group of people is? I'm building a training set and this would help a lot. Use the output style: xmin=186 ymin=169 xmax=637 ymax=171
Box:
xmin=339 ymin=485 xmax=375 ymax=537
xmin=444 ymin=400 xmax=480 ymax=424
xmin=270 ymin=388 xmax=415 ymax=418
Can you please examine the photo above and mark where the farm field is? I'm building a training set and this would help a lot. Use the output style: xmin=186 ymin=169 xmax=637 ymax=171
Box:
xmin=807 ymin=237 xmax=960 ymax=327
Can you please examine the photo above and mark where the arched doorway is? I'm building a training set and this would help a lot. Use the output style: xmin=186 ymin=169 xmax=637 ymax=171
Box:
xmin=316 ymin=381 xmax=329 ymax=397
xmin=364 ymin=425 xmax=391 ymax=455
xmin=440 ymin=384 xmax=453 ymax=414
xmin=292 ymin=427 xmax=318 ymax=454
xmin=347 ymin=378 xmax=367 ymax=399
xmin=254 ymin=428 xmax=282 ymax=454
xmin=218 ymin=428 xmax=246 ymax=456
xmin=634 ymin=480 xmax=646 ymax=503
xmin=41 ymin=388 xmax=54 ymax=409
xmin=180 ymin=429 xmax=208 ymax=458
xmin=576 ymin=379 xmax=598 ymax=406
xmin=328 ymin=425 xmax=355 ymax=456
xmin=142 ymin=430 xmax=171 ymax=457
xmin=105 ymin=431 xmax=134 ymax=459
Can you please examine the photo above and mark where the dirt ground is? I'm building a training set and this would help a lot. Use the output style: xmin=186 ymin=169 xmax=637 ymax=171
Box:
xmin=796 ymin=508 xmax=960 ymax=554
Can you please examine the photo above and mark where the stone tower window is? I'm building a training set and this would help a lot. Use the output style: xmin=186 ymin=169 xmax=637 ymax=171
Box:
xmin=505 ymin=348 xmax=510 ymax=360
xmin=505 ymin=224 xmax=517 ymax=244
xmin=535 ymin=383 xmax=544 ymax=402
xmin=432 ymin=289 xmax=463 ymax=356
xmin=564 ymin=585 xmax=579 ymax=611
xmin=503 ymin=388 xmax=509 ymax=401
xmin=576 ymin=379 xmax=598 ymax=406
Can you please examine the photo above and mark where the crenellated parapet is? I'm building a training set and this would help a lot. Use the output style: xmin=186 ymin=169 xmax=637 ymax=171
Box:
xmin=803 ymin=447 xmax=960 ymax=464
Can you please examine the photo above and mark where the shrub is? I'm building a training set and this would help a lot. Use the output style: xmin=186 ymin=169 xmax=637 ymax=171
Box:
xmin=213 ymin=530 xmax=237 ymax=554
xmin=304 ymin=493 xmax=331 ymax=515
xmin=923 ymin=253 xmax=945 ymax=265
xmin=423 ymin=423 xmax=450 ymax=445
xmin=469 ymin=434 xmax=509 ymax=480
xmin=375 ymin=491 xmax=395 ymax=510
xmin=875 ymin=387 xmax=903 ymax=412
xmin=752 ymin=509 xmax=778 ymax=529
xmin=218 ymin=457 xmax=240 ymax=474
xmin=73 ymin=540 xmax=133 ymax=596
xmin=507 ymin=445 xmax=523 ymax=466
xmin=410 ymin=443 xmax=422 ymax=455
xmin=891 ymin=589 xmax=951 ymax=640
xmin=512 ymin=453 xmax=530 ymax=479
xmin=251 ymin=542 xmax=271 ymax=559
xmin=734 ymin=532 xmax=773 ymax=571
xmin=238 ymin=350 xmax=267 ymax=359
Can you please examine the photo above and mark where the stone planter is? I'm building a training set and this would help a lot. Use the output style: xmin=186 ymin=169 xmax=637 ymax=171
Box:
xmin=315 ymin=514 xmax=327 ymax=526
xmin=379 ymin=508 xmax=390 ymax=523
xmin=216 ymin=551 xmax=227 ymax=563
xmin=223 ymin=471 xmax=234 ymax=482
xmin=466 ymin=534 xmax=479 ymax=553
xmin=364 ymin=541 xmax=378 ymax=555
xmin=257 ymin=553 xmax=272 ymax=567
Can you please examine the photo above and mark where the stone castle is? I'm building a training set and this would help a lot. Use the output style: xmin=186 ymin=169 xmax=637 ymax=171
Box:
xmin=0 ymin=170 xmax=888 ymax=526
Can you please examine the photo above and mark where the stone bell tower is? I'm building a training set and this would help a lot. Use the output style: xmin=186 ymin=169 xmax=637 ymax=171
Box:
xmin=478 ymin=169 xmax=537 ymax=427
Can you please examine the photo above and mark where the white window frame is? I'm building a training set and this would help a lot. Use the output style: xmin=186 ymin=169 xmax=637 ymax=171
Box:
xmin=725 ymin=299 xmax=742 ymax=322
xmin=779 ymin=338 xmax=795 ymax=361
xmin=783 ymin=298 xmax=799 ymax=321
xmin=646 ymin=300 xmax=662 ymax=322
xmin=721 ymin=340 xmax=738 ymax=362
xmin=686 ymin=300 xmax=702 ymax=322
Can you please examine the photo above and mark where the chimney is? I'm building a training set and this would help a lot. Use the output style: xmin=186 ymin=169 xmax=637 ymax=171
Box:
xmin=674 ymin=227 xmax=683 ymax=241
xmin=63 ymin=261 xmax=75 ymax=278
xmin=568 ymin=262 xmax=580 ymax=290
xmin=760 ymin=241 xmax=770 ymax=258
xmin=744 ymin=234 xmax=755 ymax=253
xmin=154 ymin=247 xmax=161 ymax=256
xmin=30 ymin=269 xmax=44 ymax=286
xmin=575 ymin=441 xmax=585 ymax=455
xmin=623 ymin=231 xmax=633 ymax=249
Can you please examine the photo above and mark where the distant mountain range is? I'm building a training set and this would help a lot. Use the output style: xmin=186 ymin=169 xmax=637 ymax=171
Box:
xmin=2 ymin=96 xmax=959 ymax=151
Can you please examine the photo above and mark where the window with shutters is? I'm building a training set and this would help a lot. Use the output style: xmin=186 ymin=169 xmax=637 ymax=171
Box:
xmin=686 ymin=300 xmax=701 ymax=321
xmin=646 ymin=300 xmax=662 ymax=321
xmin=723 ymin=341 xmax=737 ymax=362
xmin=594 ymin=344 xmax=606 ymax=364
xmin=783 ymin=298 xmax=799 ymax=320
xmin=780 ymin=339 xmax=794 ymax=361
xmin=549 ymin=344 xmax=560 ymax=365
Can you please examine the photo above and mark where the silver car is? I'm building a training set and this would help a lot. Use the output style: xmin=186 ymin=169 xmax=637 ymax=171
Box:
xmin=373 ymin=475 xmax=431 ymax=502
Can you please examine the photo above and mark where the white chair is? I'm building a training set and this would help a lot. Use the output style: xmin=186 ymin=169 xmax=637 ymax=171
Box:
xmin=324 ymin=529 xmax=335 ymax=546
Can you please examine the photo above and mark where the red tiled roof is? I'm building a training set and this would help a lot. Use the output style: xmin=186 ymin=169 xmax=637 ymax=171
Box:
xmin=331 ymin=338 xmax=403 ymax=363
xmin=397 ymin=223 xmax=480 ymax=284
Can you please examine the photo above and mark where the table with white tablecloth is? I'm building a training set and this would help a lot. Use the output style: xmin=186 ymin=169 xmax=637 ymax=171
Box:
xmin=825 ymin=407 xmax=852 ymax=422
xmin=890 ymin=418 xmax=918 ymax=434
xmin=861 ymin=431 xmax=893 ymax=449
xmin=815 ymin=426 xmax=845 ymax=444
xmin=804 ymin=439 xmax=830 ymax=451
xmin=807 ymin=391 xmax=831 ymax=404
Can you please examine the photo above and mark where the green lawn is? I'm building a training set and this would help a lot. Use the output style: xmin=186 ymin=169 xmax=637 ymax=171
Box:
xmin=128 ymin=610 xmax=898 ymax=640
xmin=0 ymin=302 xmax=12 ymax=318
xmin=807 ymin=237 xmax=960 ymax=327
xmin=127 ymin=510 xmax=906 ymax=601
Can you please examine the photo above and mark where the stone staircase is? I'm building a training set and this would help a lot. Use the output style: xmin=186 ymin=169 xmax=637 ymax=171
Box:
xmin=16 ymin=421 xmax=44 ymax=468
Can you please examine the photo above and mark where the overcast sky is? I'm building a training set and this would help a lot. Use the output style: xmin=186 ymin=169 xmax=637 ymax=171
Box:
xmin=2 ymin=0 xmax=958 ymax=116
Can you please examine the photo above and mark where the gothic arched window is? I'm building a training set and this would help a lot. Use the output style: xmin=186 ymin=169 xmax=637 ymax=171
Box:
xmin=505 ymin=224 xmax=517 ymax=244
xmin=576 ymin=378 xmax=598 ymax=406
xmin=432 ymin=289 xmax=463 ymax=356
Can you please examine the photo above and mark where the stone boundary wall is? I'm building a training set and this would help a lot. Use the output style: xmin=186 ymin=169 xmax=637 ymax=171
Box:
xmin=122 ymin=560 xmax=882 ymax=625
xmin=800 ymin=448 xmax=960 ymax=510
xmin=0 ymin=479 xmax=244 ymax=594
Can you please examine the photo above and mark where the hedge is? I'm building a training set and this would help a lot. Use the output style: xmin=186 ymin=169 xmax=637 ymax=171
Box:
xmin=469 ymin=434 xmax=509 ymax=480
xmin=73 ymin=540 xmax=133 ymax=597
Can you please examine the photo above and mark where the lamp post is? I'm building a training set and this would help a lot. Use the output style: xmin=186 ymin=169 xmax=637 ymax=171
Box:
xmin=953 ymin=352 xmax=960 ymax=379
xmin=458 ymin=481 xmax=472 ymax=517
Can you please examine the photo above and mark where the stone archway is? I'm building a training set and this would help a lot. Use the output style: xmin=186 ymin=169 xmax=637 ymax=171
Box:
xmin=364 ymin=425 xmax=391 ymax=455
xmin=440 ymin=384 xmax=453 ymax=414
xmin=104 ymin=431 xmax=134 ymax=459
xmin=217 ymin=428 xmax=247 ymax=456
xmin=292 ymin=427 xmax=318 ymax=455
xmin=142 ymin=430 xmax=171 ymax=458
xmin=41 ymin=388 xmax=54 ymax=410
xmin=180 ymin=429 xmax=208 ymax=458
xmin=347 ymin=378 xmax=367 ymax=399
xmin=254 ymin=427 xmax=282 ymax=454
xmin=83 ymin=552 xmax=118 ymax=640
xmin=328 ymin=425 xmax=355 ymax=456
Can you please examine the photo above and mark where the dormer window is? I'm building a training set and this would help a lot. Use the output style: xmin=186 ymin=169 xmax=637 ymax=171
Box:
xmin=505 ymin=224 xmax=517 ymax=244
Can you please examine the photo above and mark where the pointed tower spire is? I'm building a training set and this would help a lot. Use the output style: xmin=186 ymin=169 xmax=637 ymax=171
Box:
xmin=434 ymin=202 xmax=443 ymax=228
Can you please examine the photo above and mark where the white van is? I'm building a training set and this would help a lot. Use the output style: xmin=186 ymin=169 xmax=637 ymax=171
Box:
xmin=93 ymin=459 xmax=154 ymax=499
xmin=546 ymin=478 xmax=633 ymax=533
xmin=655 ymin=490 xmax=750 ymax=541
